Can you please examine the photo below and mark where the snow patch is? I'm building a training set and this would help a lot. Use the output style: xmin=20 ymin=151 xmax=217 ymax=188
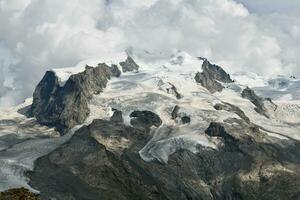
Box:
xmin=51 ymin=52 xmax=127 ymax=86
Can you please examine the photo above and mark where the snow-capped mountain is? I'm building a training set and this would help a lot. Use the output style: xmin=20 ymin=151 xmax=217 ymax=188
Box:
xmin=0 ymin=51 xmax=299 ymax=200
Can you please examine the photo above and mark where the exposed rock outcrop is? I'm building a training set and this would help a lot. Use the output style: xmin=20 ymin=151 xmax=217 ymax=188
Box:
xmin=181 ymin=116 xmax=191 ymax=124
xmin=110 ymin=109 xmax=124 ymax=123
xmin=119 ymin=56 xmax=140 ymax=73
xmin=171 ymin=105 xmax=180 ymax=120
xmin=265 ymin=97 xmax=278 ymax=111
xmin=109 ymin=64 xmax=122 ymax=77
xmin=195 ymin=59 xmax=233 ymax=93
xmin=129 ymin=110 xmax=162 ymax=129
xmin=166 ymin=82 xmax=182 ymax=99
xmin=241 ymin=87 xmax=269 ymax=117
xmin=205 ymin=122 xmax=238 ymax=151
xmin=29 ymin=119 xmax=165 ymax=200
xmin=29 ymin=64 xmax=112 ymax=133
xmin=214 ymin=102 xmax=251 ymax=124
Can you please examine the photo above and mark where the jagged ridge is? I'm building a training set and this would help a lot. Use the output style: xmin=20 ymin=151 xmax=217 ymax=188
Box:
xmin=29 ymin=56 xmax=140 ymax=134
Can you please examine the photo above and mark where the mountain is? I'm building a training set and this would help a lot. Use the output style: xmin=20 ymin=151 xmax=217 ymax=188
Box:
xmin=0 ymin=51 xmax=299 ymax=200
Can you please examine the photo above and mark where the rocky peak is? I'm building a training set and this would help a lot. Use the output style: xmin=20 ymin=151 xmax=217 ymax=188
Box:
xmin=241 ymin=87 xmax=269 ymax=118
xmin=195 ymin=59 xmax=233 ymax=93
xmin=29 ymin=56 xmax=142 ymax=134
xmin=29 ymin=64 xmax=113 ymax=133
xmin=202 ymin=59 xmax=233 ymax=83
xmin=119 ymin=56 xmax=140 ymax=73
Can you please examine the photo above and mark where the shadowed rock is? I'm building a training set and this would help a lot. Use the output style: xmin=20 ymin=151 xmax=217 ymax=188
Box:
xmin=29 ymin=64 xmax=112 ymax=134
xmin=181 ymin=116 xmax=191 ymax=124
xmin=167 ymin=82 xmax=182 ymax=99
xmin=265 ymin=97 xmax=278 ymax=111
xmin=110 ymin=109 xmax=124 ymax=123
xmin=130 ymin=110 xmax=162 ymax=129
xmin=28 ymin=120 xmax=165 ymax=200
xmin=214 ymin=102 xmax=251 ymax=124
xmin=109 ymin=64 xmax=122 ymax=77
xmin=205 ymin=122 xmax=239 ymax=151
xmin=171 ymin=105 xmax=180 ymax=120
xmin=195 ymin=59 xmax=233 ymax=93
xmin=119 ymin=56 xmax=140 ymax=73
xmin=241 ymin=87 xmax=269 ymax=118
xmin=28 ymin=118 xmax=300 ymax=200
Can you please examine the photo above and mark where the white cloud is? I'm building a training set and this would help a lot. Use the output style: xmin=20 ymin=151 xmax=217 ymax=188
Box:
xmin=0 ymin=0 xmax=298 ymax=106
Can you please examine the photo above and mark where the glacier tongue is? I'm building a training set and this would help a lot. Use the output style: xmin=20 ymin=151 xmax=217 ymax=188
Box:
xmin=139 ymin=125 xmax=219 ymax=164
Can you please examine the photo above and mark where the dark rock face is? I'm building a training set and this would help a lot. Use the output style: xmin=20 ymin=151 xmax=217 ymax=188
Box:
xmin=205 ymin=122 xmax=238 ymax=151
xmin=28 ymin=118 xmax=300 ymax=200
xmin=110 ymin=109 xmax=124 ymax=123
xmin=119 ymin=56 xmax=140 ymax=73
xmin=181 ymin=116 xmax=191 ymax=124
xmin=29 ymin=64 xmax=112 ymax=133
xmin=171 ymin=105 xmax=180 ymax=120
xmin=205 ymin=122 xmax=228 ymax=138
xmin=130 ymin=110 xmax=162 ymax=129
xmin=265 ymin=97 xmax=278 ymax=111
xmin=241 ymin=87 xmax=269 ymax=117
xmin=166 ymin=82 xmax=182 ymax=99
xmin=29 ymin=119 xmax=165 ymax=200
xmin=214 ymin=102 xmax=251 ymax=124
xmin=195 ymin=59 xmax=233 ymax=93
xmin=109 ymin=64 xmax=122 ymax=77
xmin=201 ymin=59 xmax=233 ymax=83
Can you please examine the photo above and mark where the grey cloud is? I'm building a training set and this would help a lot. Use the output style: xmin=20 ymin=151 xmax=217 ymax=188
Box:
xmin=235 ymin=0 xmax=300 ymax=14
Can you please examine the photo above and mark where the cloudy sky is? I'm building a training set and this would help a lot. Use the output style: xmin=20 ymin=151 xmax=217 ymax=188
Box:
xmin=0 ymin=0 xmax=299 ymax=106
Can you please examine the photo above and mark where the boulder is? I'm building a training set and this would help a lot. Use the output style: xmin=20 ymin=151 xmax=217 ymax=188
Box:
xmin=110 ymin=109 xmax=124 ymax=123
xmin=181 ymin=116 xmax=191 ymax=124
xmin=130 ymin=110 xmax=162 ymax=129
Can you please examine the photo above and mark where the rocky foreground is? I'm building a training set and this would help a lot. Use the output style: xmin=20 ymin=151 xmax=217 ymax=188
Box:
xmin=27 ymin=108 xmax=300 ymax=200
xmin=0 ymin=188 xmax=38 ymax=200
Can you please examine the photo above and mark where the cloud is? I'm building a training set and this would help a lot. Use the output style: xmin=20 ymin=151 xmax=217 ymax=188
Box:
xmin=0 ymin=0 xmax=299 ymax=106
xmin=236 ymin=0 xmax=300 ymax=76
xmin=235 ymin=0 xmax=300 ymax=14
xmin=0 ymin=42 xmax=15 ymax=105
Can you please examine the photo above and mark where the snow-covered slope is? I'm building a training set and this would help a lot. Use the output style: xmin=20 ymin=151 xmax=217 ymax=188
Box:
xmin=233 ymin=72 xmax=300 ymax=100
xmin=0 ymin=50 xmax=299 ymax=192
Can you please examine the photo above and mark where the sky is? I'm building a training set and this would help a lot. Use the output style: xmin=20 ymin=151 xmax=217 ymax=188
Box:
xmin=0 ymin=0 xmax=299 ymax=106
